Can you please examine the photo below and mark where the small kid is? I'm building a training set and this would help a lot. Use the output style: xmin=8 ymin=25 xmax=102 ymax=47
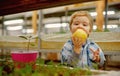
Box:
xmin=61 ymin=11 xmax=106 ymax=69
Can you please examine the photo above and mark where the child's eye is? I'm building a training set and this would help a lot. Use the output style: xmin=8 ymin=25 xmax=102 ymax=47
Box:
xmin=74 ymin=23 xmax=79 ymax=25
xmin=83 ymin=24 xmax=87 ymax=26
xmin=75 ymin=23 xmax=79 ymax=25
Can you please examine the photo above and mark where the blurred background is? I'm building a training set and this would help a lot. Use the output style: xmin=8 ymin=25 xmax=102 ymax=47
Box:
xmin=0 ymin=0 xmax=120 ymax=71
xmin=0 ymin=0 xmax=120 ymax=35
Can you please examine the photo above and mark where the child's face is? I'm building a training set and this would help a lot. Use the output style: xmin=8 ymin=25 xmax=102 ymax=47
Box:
xmin=70 ymin=16 xmax=91 ymax=35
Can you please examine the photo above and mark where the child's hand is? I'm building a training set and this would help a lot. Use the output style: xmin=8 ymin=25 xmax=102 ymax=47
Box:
xmin=72 ymin=37 xmax=83 ymax=54
xmin=90 ymin=48 xmax=100 ymax=62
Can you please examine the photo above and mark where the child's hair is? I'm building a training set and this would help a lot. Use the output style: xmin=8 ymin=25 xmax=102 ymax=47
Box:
xmin=69 ymin=11 xmax=93 ymax=32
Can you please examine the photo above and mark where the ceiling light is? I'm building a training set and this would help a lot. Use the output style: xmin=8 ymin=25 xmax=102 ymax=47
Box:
xmin=90 ymin=11 xmax=115 ymax=16
xmin=93 ymin=24 xmax=118 ymax=30
xmin=22 ymin=29 xmax=33 ymax=33
xmin=4 ymin=19 xmax=24 ymax=25
xmin=45 ymin=23 xmax=68 ymax=28
xmin=104 ymin=25 xmax=118 ymax=28
xmin=7 ymin=25 xmax=23 ymax=31
xmin=90 ymin=12 xmax=97 ymax=16
xmin=103 ymin=11 xmax=115 ymax=15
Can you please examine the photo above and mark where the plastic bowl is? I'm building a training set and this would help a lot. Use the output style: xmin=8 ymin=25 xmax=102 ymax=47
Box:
xmin=11 ymin=51 xmax=38 ymax=63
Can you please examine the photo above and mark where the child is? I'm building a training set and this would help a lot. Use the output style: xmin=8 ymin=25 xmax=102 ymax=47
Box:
xmin=60 ymin=11 xmax=106 ymax=69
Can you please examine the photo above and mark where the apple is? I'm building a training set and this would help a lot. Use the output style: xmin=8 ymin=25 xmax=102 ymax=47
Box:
xmin=72 ymin=29 xmax=87 ymax=42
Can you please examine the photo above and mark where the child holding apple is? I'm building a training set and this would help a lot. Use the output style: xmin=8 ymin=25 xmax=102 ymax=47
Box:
xmin=61 ymin=11 xmax=106 ymax=69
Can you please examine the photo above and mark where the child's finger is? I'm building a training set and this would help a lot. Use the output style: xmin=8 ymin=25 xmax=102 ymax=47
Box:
xmin=95 ymin=55 xmax=100 ymax=62
xmin=89 ymin=48 xmax=94 ymax=53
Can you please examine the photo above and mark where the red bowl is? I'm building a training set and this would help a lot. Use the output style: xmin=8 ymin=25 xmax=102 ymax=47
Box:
xmin=11 ymin=51 xmax=38 ymax=63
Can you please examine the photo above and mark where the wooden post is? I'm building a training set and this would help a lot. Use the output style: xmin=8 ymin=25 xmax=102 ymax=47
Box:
xmin=32 ymin=10 xmax=37 ymax=34
xmin=96 ymin=0 xmax=105 ymax=31
xmin=65 ymin=7 xmax=69 ymax=32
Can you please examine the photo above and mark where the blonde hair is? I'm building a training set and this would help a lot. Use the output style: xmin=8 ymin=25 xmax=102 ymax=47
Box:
xmin=69 ymin=11 xmax=93 ymax=32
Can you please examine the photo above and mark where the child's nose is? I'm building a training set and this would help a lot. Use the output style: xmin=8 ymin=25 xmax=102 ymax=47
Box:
xmin=77 ymin=23 xmax=84 ymax=28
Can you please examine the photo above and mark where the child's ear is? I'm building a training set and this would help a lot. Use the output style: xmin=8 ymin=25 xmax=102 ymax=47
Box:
xmin=89 ymin=30 xmax=92 ymax=34
xmin=70 ymin=28 xmax=72 ymax=32
xmin=70 ymin=29 xmax=74 ymax=34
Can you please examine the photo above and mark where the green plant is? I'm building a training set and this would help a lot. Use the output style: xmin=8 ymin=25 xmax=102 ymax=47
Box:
xmin=19 ymin=35 xmax=38 ymax=51
xmin=104 ymin=28 xmax=110 ymax=32
xmin=0 ymin=67 xmax=3 ymax=76
xmin=94 ymin=28 xmax=110 ymax=32
xmin=0 ymin=58 xmax=105 ymax=76
xmin=0 ymin=60 xmax=14 ymax=75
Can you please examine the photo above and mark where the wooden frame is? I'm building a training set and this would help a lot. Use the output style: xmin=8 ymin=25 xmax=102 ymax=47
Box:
xmin=0 ymin=0 xmax=97 ymax=16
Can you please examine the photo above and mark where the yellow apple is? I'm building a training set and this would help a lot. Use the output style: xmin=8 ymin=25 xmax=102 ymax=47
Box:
xmin=72 ymin=29 xmax=87 ymax=42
